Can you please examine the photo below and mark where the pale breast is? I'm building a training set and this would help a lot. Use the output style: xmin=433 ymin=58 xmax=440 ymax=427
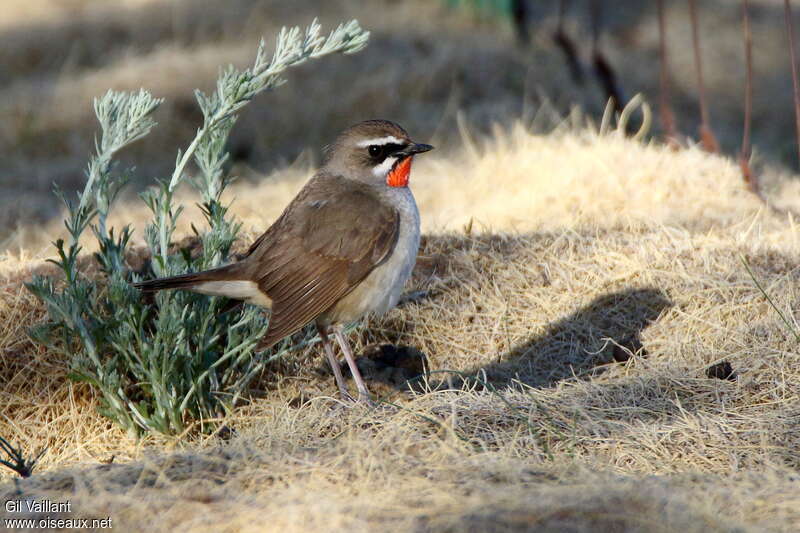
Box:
xmin=322 ymin=187 xmax=420 ymax=325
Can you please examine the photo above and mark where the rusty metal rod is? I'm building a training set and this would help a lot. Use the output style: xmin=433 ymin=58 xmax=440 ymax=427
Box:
xmin=657 ymin=0 xmax=679 ymax=142
xmin=740 ymin=0 xmax=756 ymax=191
xmin=785 ymin=0 xmax=800 ymax=169
xmin=688 ymin=0 xmax=719 ymax=152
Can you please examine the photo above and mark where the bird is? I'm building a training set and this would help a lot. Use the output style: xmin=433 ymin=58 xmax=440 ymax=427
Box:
xmin=134 ymin=120 xmax=433 ymax=404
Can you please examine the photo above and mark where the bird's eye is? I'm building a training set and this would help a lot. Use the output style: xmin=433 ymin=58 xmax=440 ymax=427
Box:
xmin=368 ymin=145 xmax=381 ymax=157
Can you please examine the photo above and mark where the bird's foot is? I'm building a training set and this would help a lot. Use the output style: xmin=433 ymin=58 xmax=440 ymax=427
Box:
xmin=336 ymin=389 xmax=375 ymax=408
xmin=356 ymin=393 xmax=376 ymax=408
xmin=338 ymin=388 xmax=356 ymax=403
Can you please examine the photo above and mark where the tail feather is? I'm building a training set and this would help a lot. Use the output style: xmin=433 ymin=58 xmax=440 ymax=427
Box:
xmin=133 ymin=265 xmax=234 ymax=293
xmin=134 ymin=265 xmax=270 ymax=308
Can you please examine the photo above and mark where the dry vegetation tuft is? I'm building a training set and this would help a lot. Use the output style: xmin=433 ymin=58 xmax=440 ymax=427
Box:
xmin=3 ymin=124 xmax=800 ymax=531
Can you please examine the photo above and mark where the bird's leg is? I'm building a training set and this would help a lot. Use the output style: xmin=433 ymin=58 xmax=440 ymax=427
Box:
xmin=332 ymin=325 xmax=373 ymax=405
xmin=316 ymin=324 xmax=352 ymax=402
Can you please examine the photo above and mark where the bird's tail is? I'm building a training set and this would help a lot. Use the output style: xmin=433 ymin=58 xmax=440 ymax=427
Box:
xmin=134 ymin=263 xmax=266 ymax=307
xmin=133 ymin=265 xmax=236 ymax=293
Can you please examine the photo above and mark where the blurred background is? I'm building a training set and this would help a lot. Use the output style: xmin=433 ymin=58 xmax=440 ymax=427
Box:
xmin=0 ymin=0 xmax=796 ymax=250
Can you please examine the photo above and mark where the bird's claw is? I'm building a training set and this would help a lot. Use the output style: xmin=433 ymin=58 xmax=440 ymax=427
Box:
xmin=337 ymin=389 xmax=375 ymax=407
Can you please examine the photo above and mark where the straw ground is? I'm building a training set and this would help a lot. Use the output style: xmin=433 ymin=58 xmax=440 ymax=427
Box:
xmin=2 ymin=123 xmax=800 ymax=531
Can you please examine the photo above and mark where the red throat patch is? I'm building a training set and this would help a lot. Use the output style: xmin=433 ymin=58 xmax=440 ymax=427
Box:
xmin=387 ymin=156 xmax=413 ymax=188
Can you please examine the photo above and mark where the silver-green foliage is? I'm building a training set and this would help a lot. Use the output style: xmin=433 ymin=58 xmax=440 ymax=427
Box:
xmin=25 ymin=19 xmax=370 ymax=437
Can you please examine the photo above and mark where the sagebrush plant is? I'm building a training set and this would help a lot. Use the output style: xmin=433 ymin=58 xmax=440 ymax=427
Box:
xmin=25 ymin=19 xmax=370 ymax=438
xmin=0 ymin=436 xmax=45 ymax=478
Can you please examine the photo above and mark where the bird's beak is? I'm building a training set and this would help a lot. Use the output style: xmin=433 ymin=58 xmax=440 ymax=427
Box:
xmin=395 ymin=143 xmax=434 ymax=157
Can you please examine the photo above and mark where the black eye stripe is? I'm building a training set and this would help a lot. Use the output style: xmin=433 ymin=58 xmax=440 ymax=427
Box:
xmin=367 ymin=143 xmax=406 ymax=160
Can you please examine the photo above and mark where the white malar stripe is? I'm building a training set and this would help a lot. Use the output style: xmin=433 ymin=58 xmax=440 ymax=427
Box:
xmin=357 ymin=136 xmax=403 ymax=147
xmin=193 ymin=280 xmax=272 ymax=308
xmin=372 ymin=156 xmax=398 ymax=178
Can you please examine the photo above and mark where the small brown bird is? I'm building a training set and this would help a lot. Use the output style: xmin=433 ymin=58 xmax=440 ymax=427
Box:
xmin=134 ymin=120 xmax=433 ymax=404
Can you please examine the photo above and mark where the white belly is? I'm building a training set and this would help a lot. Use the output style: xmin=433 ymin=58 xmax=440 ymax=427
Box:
xmin=322 ymin=187 xmax=420 ymax=325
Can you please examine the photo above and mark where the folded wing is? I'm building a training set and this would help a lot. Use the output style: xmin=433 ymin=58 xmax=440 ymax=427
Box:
xmin=243 ymin=175 xmax=400 ymax=348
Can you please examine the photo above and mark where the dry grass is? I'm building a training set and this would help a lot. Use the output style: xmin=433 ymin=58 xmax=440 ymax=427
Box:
xmin=2 ymin=123 xmax=800 ymax=531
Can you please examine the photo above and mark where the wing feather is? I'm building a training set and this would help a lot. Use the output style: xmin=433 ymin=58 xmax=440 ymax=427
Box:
xmin=246 ymin=174 xmax=400 ymax=349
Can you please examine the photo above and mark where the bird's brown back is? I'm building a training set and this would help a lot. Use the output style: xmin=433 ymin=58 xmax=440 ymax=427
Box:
xmin=237 ymin=172 xmax=400 ymax=347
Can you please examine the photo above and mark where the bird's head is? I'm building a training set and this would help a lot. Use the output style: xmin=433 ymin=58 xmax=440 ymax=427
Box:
xmin=322 ymin=119 xmax=433 ymax=188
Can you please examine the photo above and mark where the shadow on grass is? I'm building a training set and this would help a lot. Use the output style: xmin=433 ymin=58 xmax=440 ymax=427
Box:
xmin=474 ymin=287 xmax=673 ymax=389
xmin=364 ymin=286 xmax=670 ymax=396
xmin=358 ymin=286 xmax=671 ymax=394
